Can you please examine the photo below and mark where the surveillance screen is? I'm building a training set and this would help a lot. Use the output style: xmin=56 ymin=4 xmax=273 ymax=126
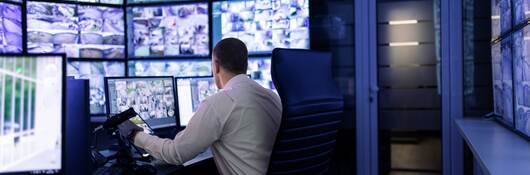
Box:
xmin=248 ymin=58 xmax=275 ymax=91
xmin=27 ymin=1 xmax=125 ymax=59
xmin=67 ymin=61 xmax=125 ymax=115
xmin=128 ymin=60 xmax=212 ymax=77
xmin=107 ymin=77 xmax=177 ymax=129
xmin=0 ymin=55 xmax=63 ymax=174
xmin=491 ymin=0 xmax=512 ymax=39
xmin=128 ymin=3 xmax=209 ymax=57
xmin=0 ymin=2 xmax=22 ymax=53
xmin=513 ymin=26 xmax=530 ymax=136
xmin=63 ymin=0 xmax=123 ymax=5
xmin=176 ymin=77 xmax=218 ymax=127
xmin=513 ymin=0 xmax=530 ymax=26
xmin=492 ymin=38 xmax=514 ymax=126
xmin=212 ymin=0 xmax=310 ymax=54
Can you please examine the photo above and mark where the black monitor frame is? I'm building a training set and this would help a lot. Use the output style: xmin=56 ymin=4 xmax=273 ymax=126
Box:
xmin=0 ymin=53 xmax=66 ymax=175
xmin=104 ymin=76 xmax=178 ymax=129
xmin=174 ymin=75 xmax=215 ymax=129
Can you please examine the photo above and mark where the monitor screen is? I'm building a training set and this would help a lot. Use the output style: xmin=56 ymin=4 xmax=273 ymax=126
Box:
xmin=513 ymin=26 xmax=530 ymax=136
xmin=27 ymin=1 xmax=125 ymax=59
xmin=175 ymin=77 xmax=218 ymax=127
xmin=128 ymin=60 xmax=211 ymax=77
xmin=248 ymin=57 xmax=275 ymax=91
xmin=0 ymin=2 xmax=22 ymax=53
xmin=212 ymin=0 xmax=310 ymax=54
xmin=0 ymin=55 xmax=64 ymax=174
xmin=63 ymin=0 xmax=123 ymax=5
xmin=67 ymin=61 xmax=125 ymax=115
xmin=106 ymin=77 xmax=177 ymax=129
xmin=128 ymin=3 xmax=209 ymax=57
xmin=513 ymin=0 xmax=530 ymax=26
xmin=492 ymin=38 xmax=514 ymax=126
xmin=491 ymin=0 xmax=512 ymax=40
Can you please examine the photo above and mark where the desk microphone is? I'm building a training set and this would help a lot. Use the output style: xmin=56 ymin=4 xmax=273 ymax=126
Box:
xmin=93 ymin=108 xmax=138 ymax=133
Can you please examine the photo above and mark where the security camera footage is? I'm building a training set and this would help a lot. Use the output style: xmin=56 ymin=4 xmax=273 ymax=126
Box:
xmin=513 ymin=26 xmax=530 ymax=137
xmin=176 ymin=77 xmax=218 ymax=127
xmin=128 ymin=60 xmax=212 ymax=77
xmin=67 ymin=61 xmax=125 ymax=115
xmin=107 ymin=77 xmax=176 ymax=129
xmin=247 ymin=58 xmax=275 ymax=91
xmin=513 ymin=0 xmax=530 ymax=26
xmin=129 ymin=3 xmax=209 ymax=57
xmin=63 ymin=0 xmax=122 ymax=5
xmin=492 ymin=39 xmax=514 ymax=126
xmin=0 ymin=56 xmax=63 ymax=174
xmin=491 ymin=0 xmax=511 ymax=39
xmin=0 ymin=2 xmax=22 ymax=54
xmin=212 ymin=0 xmax=310 ymax=54
xmin=27 ymin=1 xmax=125 ymax=59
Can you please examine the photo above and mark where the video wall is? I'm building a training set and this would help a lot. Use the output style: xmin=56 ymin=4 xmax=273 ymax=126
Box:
xmin=491 ymin=0 xmax=530 ymax=139
xmin=0 ymin=0 xmax=311 ymax=116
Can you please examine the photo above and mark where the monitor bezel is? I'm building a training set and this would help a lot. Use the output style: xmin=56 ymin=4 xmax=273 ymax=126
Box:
xmin=104 ymin=75 xmax=178 ymax=129
xmin=0 ymin=53 xmax=66 ymax=175
xmin=174 ymin=75 xmax=215 ymax=129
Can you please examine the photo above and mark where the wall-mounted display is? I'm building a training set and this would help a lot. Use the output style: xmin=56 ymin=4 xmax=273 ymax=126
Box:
xmin=513 ymin=0 xmax=530 ymax=26
xmin=63 ymin=0 xmax=122 ymax=4
xmin=492 ymin=38 xmax=514 ymax=126
xmin=128 ymin=3 xmax=209 ymax=57
xmin=212 ymin=0 xmax=310 ymax=54
xmin=27 ymin=1 xmax=125 ymax=59
xmin=128 ymin=60 xmax=211 ymax=77
xmin=491 ymin=0 xmax=512 ymax=40
xmin=0 ymin=2 xmax=22 ymax=53
xmin=513 ymin=25 xmax=530 ymax=137
xmin=247 ymin=57 xmax=275 ymax=91
xmin=67 ymin=61 xmax=125 ymax=115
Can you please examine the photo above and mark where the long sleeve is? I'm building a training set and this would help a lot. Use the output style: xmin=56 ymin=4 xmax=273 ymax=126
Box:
xmin=133 ymin=100 xmax=223 ymax=165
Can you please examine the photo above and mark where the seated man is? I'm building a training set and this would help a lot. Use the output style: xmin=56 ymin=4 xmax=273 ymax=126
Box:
xmin=119 ymin=38 xmax=282 ymax=174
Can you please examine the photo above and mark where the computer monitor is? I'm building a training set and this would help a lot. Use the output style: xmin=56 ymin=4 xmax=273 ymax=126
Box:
xmin=106 ymin=76 xmax=177 ymax=129
xmin=0 ymin=2 xmax=22 ymax=54
xmin=66 ymin=61 xmax=126 ymax=115
xmin=212 ymin=0 xmax=310 ymax=55
xmin=0 ymin=54 xmax=65 ymax=174
xmin=128 ymin=60 xmax=212 ymax=77
xmin=27 ymin=1 xmax=125 ymax=59
xmin=491 ymin=37 xmax=514 ymax=127
xmin=513 ymin=25 xmax=530 ymax=138
xmin=175 ymin=76 xmax=218 ymax=127
xmin=127 ymin=2 xmax=209 ymax=58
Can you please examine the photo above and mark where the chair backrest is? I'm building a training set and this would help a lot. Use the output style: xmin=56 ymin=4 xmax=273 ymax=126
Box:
xmin=268 ymin=49 xmax=344 ymax=175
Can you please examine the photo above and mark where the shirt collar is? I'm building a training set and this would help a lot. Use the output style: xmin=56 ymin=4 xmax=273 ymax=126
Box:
xmin=223 ymin=74 xmax=249 ymax=90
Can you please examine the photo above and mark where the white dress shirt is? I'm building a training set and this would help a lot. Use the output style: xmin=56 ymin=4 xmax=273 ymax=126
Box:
xmin=133 ymin=74 xmax=282 ymax=175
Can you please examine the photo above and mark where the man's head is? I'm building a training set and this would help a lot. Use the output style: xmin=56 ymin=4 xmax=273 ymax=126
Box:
xmin=212 ymin=38 xmax=248 ymax=89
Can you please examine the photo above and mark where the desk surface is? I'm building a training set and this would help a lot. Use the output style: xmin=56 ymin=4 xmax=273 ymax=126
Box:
xmin=456 ymin=118 xmax=530 ymax=175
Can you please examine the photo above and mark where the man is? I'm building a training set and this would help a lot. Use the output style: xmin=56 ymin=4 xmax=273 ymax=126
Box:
xmin=118 ymin=38 xmax=282 ymax=175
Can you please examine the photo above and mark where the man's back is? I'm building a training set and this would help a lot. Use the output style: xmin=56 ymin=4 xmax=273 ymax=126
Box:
xmin=208 ymin=75 xmax=282 ymax=175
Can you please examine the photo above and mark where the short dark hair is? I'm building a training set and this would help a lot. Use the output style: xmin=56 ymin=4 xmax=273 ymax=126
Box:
xmin=213 ymin=38 xmax=248 ymax=74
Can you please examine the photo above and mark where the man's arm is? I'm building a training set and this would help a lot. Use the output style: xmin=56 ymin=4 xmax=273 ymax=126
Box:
xmin=133 ymin=100 xmax=223 ymax=165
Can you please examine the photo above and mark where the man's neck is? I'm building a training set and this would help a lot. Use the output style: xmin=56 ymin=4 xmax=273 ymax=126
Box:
xmin=220 ymin=72 xmax=238 ymax=89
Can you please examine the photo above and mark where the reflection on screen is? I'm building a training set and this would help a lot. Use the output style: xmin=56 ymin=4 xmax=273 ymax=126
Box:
xmin=27 ymin=1 xmax=125 ymax=59
xmin=128 ymin=60 xmax=212 ymax=77
xmin=0 ymin=56 xmax=63 ymax=174
xmin=67 ymin=61 xmax=125 ymax=115
xmin=213 ymin=0 xmax=310 ymax=54
xmin=176 ymin=77 xmax=218 ymax=127
xmin=513 ymin=26 xmax=530 ymax=136
xmin=129 ymin=3 xmax=209 ymax=57
xmin=0 ymin=2 xmax=22 ymax=53
xmin=107 ymin=77 xmax=176 ymax=129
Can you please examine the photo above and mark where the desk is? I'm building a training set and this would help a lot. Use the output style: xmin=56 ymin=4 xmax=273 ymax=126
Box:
xmin=456 ymin=118 xmax=530 ymax=175
xmin=94 ymin=149 xmax=213 ymax=175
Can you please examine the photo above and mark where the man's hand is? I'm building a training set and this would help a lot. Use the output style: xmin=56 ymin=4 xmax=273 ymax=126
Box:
xmin=118 ymin=120 xmax=144 ymax=142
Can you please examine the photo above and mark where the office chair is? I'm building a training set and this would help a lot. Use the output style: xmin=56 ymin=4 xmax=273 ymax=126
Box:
xmin=268 ymin=48 xmax=344 ymax=175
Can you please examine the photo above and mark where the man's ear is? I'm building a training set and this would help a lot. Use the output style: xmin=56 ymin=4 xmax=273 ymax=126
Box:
xmin=214 ymin=61 xmax=221 ymax=74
